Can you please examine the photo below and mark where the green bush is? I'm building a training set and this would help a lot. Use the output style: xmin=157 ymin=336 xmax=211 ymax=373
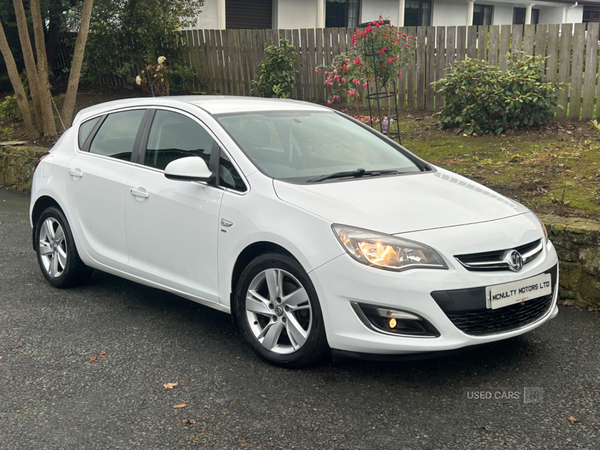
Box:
xmin=433 ymin=54 xmax=565 ymax=135
xmin=169 ymin=63 xmax=202 ymax=94
xmin=251 ymin=37 xmax=298 ymax=98
xmin=0 ymin=96 xmax=23 ymax=122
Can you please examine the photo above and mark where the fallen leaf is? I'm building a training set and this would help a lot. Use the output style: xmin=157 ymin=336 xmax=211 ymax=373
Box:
xmin=182 ymin=419 xmax=196 ymax=424
xmin=163 ymin=382 xmax=178 ymax=389
xmin=173 ymin=403 xmax=187 ymax=408
xmin=566 ymin=169 xmax=573 ymax=173
xmin=568 ymin=415 xmax=579 ymax=424
xmin=0 ymin=356 xmax=3 ymax=360
xmin=89 ymin=351 xmax=106 ymax=363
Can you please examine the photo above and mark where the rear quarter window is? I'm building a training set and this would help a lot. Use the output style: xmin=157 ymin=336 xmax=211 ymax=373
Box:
xmin=78 ymin=117 xmax=100 ymax=149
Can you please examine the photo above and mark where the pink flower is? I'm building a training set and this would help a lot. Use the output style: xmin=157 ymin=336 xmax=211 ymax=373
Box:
xmin=333 ymin=95 xmax=339 ymax=100
xmin=363 ymin=83 xmax=368 ymax=88
xmin=315 ymin=69 xmax=321 ymax=73
xmin=342 ymin=78 xmax=346 ymax=83
xmin=334 ymin=75 xmax=339 ymax=81
xmin=327 ymin=100 xmax=332 ymax=105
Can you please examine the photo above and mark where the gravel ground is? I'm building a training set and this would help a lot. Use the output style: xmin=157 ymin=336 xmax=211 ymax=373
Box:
xmin=1 ymin=187 xmax=599 ymax=449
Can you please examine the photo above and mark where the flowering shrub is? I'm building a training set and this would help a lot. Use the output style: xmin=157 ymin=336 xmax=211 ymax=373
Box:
xmin=136 ymin=56 xmax=170 ymax=96
xmin=318 ymin=18 xmax=414 ymax=110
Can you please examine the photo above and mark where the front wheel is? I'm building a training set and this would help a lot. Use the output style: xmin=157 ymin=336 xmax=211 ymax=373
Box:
xmin=35 ymin=207 xmax=92 ymax=288
xmin=235 ymin=252 xmax=329 ymax=368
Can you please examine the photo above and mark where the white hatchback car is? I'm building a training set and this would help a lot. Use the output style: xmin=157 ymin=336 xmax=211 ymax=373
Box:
xmin=30 ymin=96 xmax=559 ymax=367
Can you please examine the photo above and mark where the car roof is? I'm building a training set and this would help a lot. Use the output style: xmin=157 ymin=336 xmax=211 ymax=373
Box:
xmin=74 ymin=95 xmax=330 ymax=123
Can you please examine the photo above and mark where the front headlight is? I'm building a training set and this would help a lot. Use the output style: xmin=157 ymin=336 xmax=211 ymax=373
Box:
xmin=332 ymin=224 xmax=448 ymax=271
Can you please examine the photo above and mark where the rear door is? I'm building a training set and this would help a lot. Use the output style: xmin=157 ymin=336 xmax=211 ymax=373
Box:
xmin=65 ymin=109 xmax=148 ymax=271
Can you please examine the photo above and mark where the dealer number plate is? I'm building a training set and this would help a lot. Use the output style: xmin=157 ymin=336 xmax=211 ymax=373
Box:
xmin=486 ymin=273 xmax=552 ymax=310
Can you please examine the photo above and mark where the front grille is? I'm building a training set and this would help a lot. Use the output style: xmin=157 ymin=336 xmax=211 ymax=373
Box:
xmin=446 ymin=294 xmax=554 ymax=336
xmin=455 ymin=239 xmax=543 ymax=271
xmin=430 ymin=265 xmax=557 ymax=336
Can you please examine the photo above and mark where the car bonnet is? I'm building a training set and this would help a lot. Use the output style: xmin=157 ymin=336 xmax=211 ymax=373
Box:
xmin=272 ymin=168 xmax=528 ymax=235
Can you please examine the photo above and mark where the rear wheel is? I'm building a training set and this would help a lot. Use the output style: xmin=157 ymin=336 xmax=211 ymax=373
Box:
xmin=235 ymin=252 xmax=329 ymax=368
xmin=35 ymin=207 xmax=92 ymax=288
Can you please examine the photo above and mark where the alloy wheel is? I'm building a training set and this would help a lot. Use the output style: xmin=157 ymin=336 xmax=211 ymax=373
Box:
xmin=245 ymin=268 xmax=313 ymax=355
xmin=38 ymin=217 xmax=68 ymax=278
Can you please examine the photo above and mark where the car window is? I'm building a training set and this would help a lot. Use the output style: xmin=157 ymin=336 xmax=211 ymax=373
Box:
xmin=89 ymin=110 xmax=145 ymax=161
xmin=217 ymin=111 xmax=421 ymax=181
xmin=145 ymin=110 xmax=215 ymax=170
xmin=78 ymin=117 xmax=100 ymax=149
xmin=219 ymin=151 xmax=247 ymax=192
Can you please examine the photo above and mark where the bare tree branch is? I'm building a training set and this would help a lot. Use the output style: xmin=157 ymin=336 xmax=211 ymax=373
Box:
xmin=31 ymin=0 xmax=58 ymax=136
xmin=61 ymin=0 xmax=94 ymax=129
xmin=0 ymin=21 xmax=39 ymax=138
xmin=12 ymin=0 xmax=43 ymax=130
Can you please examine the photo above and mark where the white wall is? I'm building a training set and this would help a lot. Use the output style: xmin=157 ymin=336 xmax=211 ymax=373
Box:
xmin=196 ymin=0 xmax=219 ymax=29
xmin=538 ymin=7 xmax=562 ymax=25
xmin=492 ymin=4 xmax=514 ymax=25
xmin=193 ymin=0 xmax=582 ymax=30
xmin=362 ymin=0 xmax=400 ymax=25
xmin=277 ymin=0 xmax=319 ymax=28
xmin=566 ymin=5 xmax=583 ymax=23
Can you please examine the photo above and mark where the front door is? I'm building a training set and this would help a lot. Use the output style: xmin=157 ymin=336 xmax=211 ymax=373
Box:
xmin=125 ymin=109 xmax=223 ymax=303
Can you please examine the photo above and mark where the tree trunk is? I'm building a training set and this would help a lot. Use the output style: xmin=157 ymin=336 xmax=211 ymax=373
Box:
xmin=61 ymin=0 xmax=94 ymax=129
xmin=31 ymin=0 xmax=58 ymax=136
xmin=12 ymin=0 xmax=43 ymax=130
xmin=0 ymin=21 xmax=39 ymax=138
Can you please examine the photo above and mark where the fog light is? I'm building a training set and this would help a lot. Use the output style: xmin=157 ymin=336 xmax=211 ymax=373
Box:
xmin=377 ymin=308 xmax=422 ymax=321
xmin=351 ymin=302 xmax=440 ymax=337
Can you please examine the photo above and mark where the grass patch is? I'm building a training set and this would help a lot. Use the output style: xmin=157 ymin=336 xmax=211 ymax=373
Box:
xmin=337 ymin=105 xmax=600 ymax=220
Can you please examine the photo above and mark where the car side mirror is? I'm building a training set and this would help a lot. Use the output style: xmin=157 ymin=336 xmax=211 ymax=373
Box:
xmin=164 ymin=156 xmax=213 ymax=182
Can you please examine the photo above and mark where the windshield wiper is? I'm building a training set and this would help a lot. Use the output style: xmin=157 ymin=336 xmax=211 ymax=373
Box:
xmin=307 ymin=168 xmax=401 ymax=183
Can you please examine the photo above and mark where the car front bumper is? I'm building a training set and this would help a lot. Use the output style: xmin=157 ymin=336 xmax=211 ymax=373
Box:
xmin=310 ymin=237 xmax=559 ymax=357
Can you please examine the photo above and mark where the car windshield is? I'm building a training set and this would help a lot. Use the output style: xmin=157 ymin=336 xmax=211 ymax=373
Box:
xmin=216 ymin=111 xmax=423 ymax=182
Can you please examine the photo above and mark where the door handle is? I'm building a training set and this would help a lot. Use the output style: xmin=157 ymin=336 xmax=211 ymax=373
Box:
xmin=130 ymin=187 xmax=150 ymax=200
xmin=68 ymin=168 xmax=83 ymax=179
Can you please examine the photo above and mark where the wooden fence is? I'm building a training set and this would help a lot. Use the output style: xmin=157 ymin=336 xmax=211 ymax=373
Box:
xmin=81 ymin=23 xmax=600 ymax=121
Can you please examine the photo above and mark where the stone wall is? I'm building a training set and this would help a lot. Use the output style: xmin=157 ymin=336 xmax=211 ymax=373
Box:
xmin=0 ymin=144 xmax=47 ymax=192
xmin=539 ymin=214 xmax=600 ymax=308
xmin=1 ymin=144 xmax=599 ymax=307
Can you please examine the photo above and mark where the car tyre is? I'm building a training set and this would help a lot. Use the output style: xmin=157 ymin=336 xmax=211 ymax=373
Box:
xmin=35 ymin=207 xmax=92 ymax=288
xmin=235 ymin=252 xmax=329 ymax=368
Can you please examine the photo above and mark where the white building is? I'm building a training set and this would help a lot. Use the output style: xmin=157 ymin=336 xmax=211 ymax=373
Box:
xmin=196 ymin=0 xmax=599 ymax=29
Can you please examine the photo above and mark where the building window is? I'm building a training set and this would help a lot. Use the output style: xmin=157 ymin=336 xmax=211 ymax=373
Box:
xmin=513 ymin=7 xmax=539 ymax=25
xmin=473 ymin=5 xmax=493 ymax=26
xmin=326 ymin=0 xmax=361 ymax=28
xmin=583 ymin=7 xmax=600 ymax=24
xmin=226 ymin=0 xmax=272 ymax=29
xmin=404 ymin=0 xmax=431 ymax=27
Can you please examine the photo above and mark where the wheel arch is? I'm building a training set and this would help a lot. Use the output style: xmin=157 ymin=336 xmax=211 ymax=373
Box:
xmin=229 ymin=241 xmax=298 ymax=324
xmin=31 ymin=196 xmax=65 ymax=251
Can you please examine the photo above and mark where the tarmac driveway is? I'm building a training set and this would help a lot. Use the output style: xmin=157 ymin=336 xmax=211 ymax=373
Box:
xmin=1 ymin=187 xmax=599 ymax=449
